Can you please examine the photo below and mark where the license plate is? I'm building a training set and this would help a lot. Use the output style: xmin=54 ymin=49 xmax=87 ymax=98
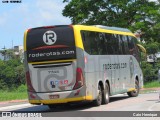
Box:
xmin=49 ymin=95 xmax=59 ymax=99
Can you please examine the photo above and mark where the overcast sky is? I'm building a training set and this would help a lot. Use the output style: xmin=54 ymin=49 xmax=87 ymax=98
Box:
xmin=0 ymin=0 xmax=71 ymax=50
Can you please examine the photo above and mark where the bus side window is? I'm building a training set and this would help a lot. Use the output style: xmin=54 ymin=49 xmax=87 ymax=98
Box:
xmin=105 ymin=33 xmax=115 ymax=55
xmin=81 ymin=31 xmax=91 ymax=54
xmin=130 ymin=37 xmax=140 ymax=62
xmin=90 ymin=32 xmax=99 ymax=55
xmin=123 ymin=35 xmax=129 ymax=55
xmin=119 ymin=35 xmax=126 ymax=55
xmin=113 ymin=34 xmax=120 ymax=55
xmin=98 ymin=33 xmax=107 ymax=55
xmin=117 ymin=35 xmax=122 ymax=54
xmin=127 ymin=36 xmax=135 ymax=55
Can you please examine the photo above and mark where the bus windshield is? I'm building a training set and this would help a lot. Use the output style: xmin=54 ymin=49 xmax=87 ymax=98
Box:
xmin=26 ymin=26 xmax=76 ymax=62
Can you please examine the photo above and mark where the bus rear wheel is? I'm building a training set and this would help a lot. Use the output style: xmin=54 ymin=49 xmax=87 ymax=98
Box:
xmin=93 ymin=85 xmax=102 ymax=106
xmin=127 ymin=80 xmax=139 ymax=97
xmin=102 ymin=83 xmax=110 ymax=104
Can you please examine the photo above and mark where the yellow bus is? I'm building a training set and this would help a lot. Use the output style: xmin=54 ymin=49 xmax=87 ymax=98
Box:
xmin=24 ymin=25 xmax=145 ymax=108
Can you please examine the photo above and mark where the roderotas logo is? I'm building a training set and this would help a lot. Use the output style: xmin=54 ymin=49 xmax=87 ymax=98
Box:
xmin=43 ymin=31 xmax=57 ymax=45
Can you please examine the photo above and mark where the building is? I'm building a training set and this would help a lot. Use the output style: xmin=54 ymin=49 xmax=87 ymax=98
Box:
xmin=14 ymin=45 xmax=23 ymax=54
xmin=14 ymin=45 xmax=24 ymax=62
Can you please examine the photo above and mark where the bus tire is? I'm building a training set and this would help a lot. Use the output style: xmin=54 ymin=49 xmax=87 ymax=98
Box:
xmin=102 ymin=83 xmax=110 ymax=104
xmin=127 ymin=80 xmax=139 ymax=97
xmin=93 ymin=85 xmax=102 ymax=106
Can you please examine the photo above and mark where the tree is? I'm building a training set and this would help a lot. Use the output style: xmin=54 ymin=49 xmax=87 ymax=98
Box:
xmin=0 ymin=60 xmax=7 ymax=90
xmin=15 ymin=64 xmax=25 ymax=85
xmin=141 ymin=61 xmax=157 ymax=82
xmin=146 ymin=42 xmax=159 ymax=55
xmin=63 ymin=0 xmax=160 ymax=43
xmin=0 ymin=58 xmax=25 ymax=91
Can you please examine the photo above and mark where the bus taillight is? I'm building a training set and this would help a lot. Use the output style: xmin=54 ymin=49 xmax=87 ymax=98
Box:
xmin=73 ymin=68 xmax=84 ymax=90
xmin=26 ymin=71 xmax=35 ymax=92
xmin=84 ymin=56 xmax=87 ymax=64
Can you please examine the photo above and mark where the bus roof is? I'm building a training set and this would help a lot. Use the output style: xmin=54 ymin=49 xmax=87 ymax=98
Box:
xmin=73 ymin=25 xmax=135 ymax=37
xmin=93 ymin=25 xmax=132 ymax=32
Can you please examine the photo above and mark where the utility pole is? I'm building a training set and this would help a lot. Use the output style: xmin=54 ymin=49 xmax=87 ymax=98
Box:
xmin=12 ymin=39 xmax=13 ymax=50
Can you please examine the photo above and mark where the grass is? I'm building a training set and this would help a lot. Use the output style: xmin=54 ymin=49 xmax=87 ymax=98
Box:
xmin=140 ymin=80 xmax=160 ymax=94
xmin=0 ymin=91 xmax=28 ymax=101
xmin=144 ymin=80 xmax=160 ymax=88
xmin=0 ymin=84 xmax=28 ymax=102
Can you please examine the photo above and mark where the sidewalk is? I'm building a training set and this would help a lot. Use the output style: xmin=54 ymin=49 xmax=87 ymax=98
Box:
xmin=0 ymin=99 xmax=28 ymax=105
xmin=141 ymin=87 xmax=160 ymax=91
xmin=140 ymin=87 xmax=160 ymax=94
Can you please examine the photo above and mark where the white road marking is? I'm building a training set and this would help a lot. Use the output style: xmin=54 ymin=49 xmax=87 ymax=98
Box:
xmin=111 ymin=93 xmax=128 ymax=97
xmin=148 ymin=103 xmax=158 ymax=111
xmin=0 ymin=103 xmax=32 ymax=111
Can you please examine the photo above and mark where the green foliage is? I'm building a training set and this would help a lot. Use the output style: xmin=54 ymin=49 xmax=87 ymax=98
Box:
xmin=15 ymin=64 xmax=25 ymax=85
xmin=146 ymin=42 xmax=159 ymax=55
xmin=16 ymin=84 xmax=27 ymax=93
xmin=0 ymin=85 xmax=27 ymax=101
xmin=144 ymin=81 xmax=160 ymax=88
xmin=141 ymin=58 xmax=160 ymax=82
xmin=0 ymin=79 xmax=7 ymax=91
xmin=0 ymin=59 xmax=25 ymax=91
xmin=62 ymin=0 xmax=160 ymax=43
xmin=141 ymin=61 xmax=156 ymax=81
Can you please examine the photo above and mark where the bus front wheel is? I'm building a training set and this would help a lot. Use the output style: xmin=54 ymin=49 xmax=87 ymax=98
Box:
xmin=127 ymin=80 xmax=139 ymax=97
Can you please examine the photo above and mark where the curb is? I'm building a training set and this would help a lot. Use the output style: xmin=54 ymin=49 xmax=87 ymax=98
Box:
xmin=141 ymin=88 xmax=160 ymax=91
xmin=0 ymin=99 xmax=28 ymax=105
xmin=140 ymin=88 xmax=160 ymax=94
xmin=140 ymin=90 xmax=160 ymax=94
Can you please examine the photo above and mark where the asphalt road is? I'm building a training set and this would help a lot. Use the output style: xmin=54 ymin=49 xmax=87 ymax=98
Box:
xmin=0 ymin=93 xmax=160 ymax=117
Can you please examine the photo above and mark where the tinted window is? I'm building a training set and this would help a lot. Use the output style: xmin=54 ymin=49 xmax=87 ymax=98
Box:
xmin=97 ymin=33 xmax=108 ymax=54
xmin=119 ymin=35 xmax=126 ymax=54
xmin=122 ymin=35 xmax=129 ymax=54
xmin=26 ymin=26 xmax=76 ymax=62
xmin=128 ymin=36 xmax=137 ymax=56
xmin=81 ymin=31 xmax=106 ymax=55
xmin=113 ymin=34 xmax=120 ymax=54
xmin=127 ymin=36 xmax=140 ymax=61
xmin=81 ymin=30 xmax=136 ymax=56
xmin=127 ymin=36 xmax=135 ymax=54
xmin=104 ymin=33 xmax=116 ymax=55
